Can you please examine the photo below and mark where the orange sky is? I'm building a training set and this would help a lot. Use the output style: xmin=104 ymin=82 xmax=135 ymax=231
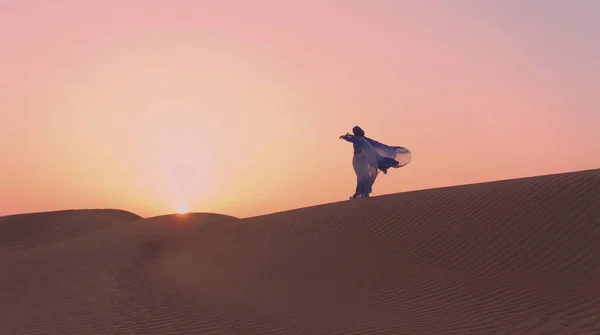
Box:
xmin=1 ymin=0 xmax=599 ymax=218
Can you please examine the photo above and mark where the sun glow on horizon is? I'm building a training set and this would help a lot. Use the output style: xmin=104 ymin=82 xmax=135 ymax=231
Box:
xmin=177 ymin=206 xmax=188 ymax=215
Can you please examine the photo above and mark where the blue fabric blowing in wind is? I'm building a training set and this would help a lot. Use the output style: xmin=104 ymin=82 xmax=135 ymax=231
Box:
xmin=364 ymin=137 xmax=412 ymax=172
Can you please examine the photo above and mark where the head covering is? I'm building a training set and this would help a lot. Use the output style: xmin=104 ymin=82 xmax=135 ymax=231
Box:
xmin=352 ymin=126 xmax=365 ymax=137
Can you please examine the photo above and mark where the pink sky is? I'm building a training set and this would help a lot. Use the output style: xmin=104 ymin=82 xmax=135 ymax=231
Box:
xmin=1 ymin=0 xmax=599 ymax=218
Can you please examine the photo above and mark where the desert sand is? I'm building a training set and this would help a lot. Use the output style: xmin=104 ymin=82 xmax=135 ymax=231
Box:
xmin=1 ymin=169 xmax=599 ymax=334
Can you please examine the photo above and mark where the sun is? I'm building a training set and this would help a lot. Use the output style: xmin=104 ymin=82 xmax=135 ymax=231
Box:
xmin=177 ymin=206 xmax=188 ymax=215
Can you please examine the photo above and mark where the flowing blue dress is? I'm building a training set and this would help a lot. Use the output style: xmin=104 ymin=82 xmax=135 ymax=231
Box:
xmin=340 ymin=134 xmax=411 ymax=198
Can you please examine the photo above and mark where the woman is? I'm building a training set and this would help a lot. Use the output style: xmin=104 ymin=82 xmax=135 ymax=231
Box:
xmin=340 ymin=126 xmax=411 ymax=199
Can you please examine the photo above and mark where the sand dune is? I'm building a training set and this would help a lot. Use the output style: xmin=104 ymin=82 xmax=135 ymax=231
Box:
xmin=0 ymin=209 xmax=141 ymax=252
xmin=1 ymin=169 xmax=599 ymax=334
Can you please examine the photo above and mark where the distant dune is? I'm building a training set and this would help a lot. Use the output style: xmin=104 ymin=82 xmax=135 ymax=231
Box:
xmin=1 ymin=169 xmax=599 ymax=334
xmin=0 ymin=209 xmax=141 ymax=252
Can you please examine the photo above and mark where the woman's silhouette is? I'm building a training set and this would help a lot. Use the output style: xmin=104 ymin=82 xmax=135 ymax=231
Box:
xmin=340 ymin=126 xmax=411 ymax=199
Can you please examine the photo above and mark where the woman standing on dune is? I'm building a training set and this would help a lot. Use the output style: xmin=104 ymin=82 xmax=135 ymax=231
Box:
xmin=340 ymin=126 xmax=411 ymax=199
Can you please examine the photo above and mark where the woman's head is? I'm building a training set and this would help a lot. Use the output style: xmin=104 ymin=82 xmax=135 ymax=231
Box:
xmin=352 ymin=126 xmax=365 ymax=137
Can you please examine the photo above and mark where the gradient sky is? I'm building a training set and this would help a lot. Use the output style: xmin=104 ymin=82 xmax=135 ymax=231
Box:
xmin=1 ymin=0 xmax=599 ymax=218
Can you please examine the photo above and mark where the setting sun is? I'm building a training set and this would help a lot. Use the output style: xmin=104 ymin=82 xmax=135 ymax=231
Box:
xmin=177 ymin=206 xmax=188 ymax=215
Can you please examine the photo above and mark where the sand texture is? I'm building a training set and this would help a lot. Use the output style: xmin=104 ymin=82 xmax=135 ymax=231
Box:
xmin=1 ymin=169 xmax=599 ymax=334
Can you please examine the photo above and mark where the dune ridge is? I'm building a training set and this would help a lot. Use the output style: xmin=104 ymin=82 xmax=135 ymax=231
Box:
xmin=1 ymin=169 xmax=599 ymax=334
xmin=0 ymin=209 xmax=141 ymax=253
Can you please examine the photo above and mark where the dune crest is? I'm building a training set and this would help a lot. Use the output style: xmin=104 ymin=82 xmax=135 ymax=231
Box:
xmin=0 ymin=209 xmax=141 ymax=252
xmin=1 ymin=169 xmax=599 ymax=334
